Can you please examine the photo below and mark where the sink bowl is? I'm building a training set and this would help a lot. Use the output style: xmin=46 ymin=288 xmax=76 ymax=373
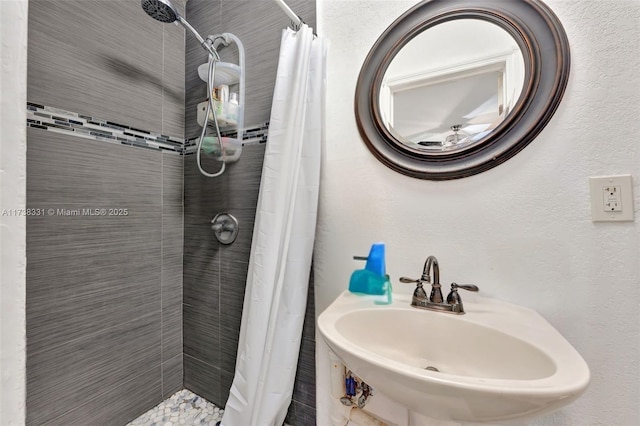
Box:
xmin=318 ymin=291 xmax=590 ymax=423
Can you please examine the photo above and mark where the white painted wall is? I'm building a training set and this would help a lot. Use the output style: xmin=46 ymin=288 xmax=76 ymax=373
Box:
xmin=315 ymin=0 xmax=640 ymax=425
xmin=0 ymin=0 xmax=28 ymax=424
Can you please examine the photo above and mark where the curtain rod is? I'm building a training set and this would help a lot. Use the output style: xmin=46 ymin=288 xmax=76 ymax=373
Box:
xmin=272 ymin=0 xmax=303 ymax=27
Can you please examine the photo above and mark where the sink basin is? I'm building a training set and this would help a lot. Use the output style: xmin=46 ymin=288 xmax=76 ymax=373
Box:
xmin=318 ymin=291 xmax=590 ymax=423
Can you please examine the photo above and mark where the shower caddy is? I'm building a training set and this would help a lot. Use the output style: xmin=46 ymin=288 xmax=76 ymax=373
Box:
xmin=196 ymin=33 xmax=245 ymax=164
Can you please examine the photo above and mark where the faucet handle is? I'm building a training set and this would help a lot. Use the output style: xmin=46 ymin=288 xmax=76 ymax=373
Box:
xmin=401 ymin=277 xmax=429 ymax=302
xmin=446 ymin=282 xmax=479 ymax=309
xmin=451 ymin=282 xmax=479 ymax=292
xmin=446 ymin=282 xmax=479 ymax=305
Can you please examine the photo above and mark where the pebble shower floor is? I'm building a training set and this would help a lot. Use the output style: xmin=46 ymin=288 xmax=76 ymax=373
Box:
xmin=127 ymin=389 xmax=223 ymax=426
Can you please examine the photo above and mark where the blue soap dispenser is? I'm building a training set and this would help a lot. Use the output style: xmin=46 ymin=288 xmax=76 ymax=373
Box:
xmin=348 ymin=243 xmax=392 ymax=305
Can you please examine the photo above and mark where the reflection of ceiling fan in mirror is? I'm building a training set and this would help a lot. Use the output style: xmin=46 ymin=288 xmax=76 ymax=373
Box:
xmin=415 ymin=94 xmax=499 ymax=149
xmin=444 ymin=124 xmax=468 ymax=146
xmin=417 ymin=124 xmax=472 ymax=148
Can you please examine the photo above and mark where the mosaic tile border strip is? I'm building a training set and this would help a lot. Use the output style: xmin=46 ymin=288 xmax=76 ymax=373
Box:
xmin=27 ymin=103 xmax=186 ymax=154
xmin=26 ymin=103 xmax=270 ymax=156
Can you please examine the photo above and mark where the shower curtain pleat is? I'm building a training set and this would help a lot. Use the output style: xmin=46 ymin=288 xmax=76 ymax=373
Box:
xmin=221 ymin=24 xmax=326 ymax=426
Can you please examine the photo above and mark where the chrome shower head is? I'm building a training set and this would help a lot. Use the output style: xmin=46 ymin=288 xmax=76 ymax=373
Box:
xmin=141 ymin=0 xmax=218 ymax=58
xmin=141 ymin=0 xmax=179 ymax=23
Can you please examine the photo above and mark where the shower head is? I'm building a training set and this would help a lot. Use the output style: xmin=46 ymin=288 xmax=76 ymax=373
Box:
xmin=141 ymin=0 xmax=179 ymax=23
xmin=141 ymin=0 xmax=218 ymax=58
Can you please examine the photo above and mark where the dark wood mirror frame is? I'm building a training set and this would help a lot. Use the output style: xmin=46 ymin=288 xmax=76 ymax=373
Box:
xmin=355 ymin=0 xmax=570 ymax=180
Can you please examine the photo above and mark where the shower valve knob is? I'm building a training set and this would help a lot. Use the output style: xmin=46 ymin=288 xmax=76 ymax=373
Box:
xmin=210 ymin=212 xmax=239 ymax=245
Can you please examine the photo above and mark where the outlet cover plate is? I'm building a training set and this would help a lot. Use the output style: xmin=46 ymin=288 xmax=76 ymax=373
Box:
xmin=589 ymin=175 xmax=634 ymax=222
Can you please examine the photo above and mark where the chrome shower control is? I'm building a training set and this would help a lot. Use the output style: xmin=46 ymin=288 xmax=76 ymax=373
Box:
xmin=211 ymin=212 xmax=239 ymax=245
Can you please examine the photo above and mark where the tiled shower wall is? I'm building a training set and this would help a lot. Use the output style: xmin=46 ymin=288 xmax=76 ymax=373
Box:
xmin=26 ymin=1 xmax=184 ymax=424
xmin=182 ymin=0 xmax=317 ymax=424
xmin=28 ymin=0 xmax=185 ymax=139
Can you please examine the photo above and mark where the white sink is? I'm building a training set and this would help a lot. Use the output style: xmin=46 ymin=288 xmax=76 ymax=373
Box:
xmin=317 ymin=291 xmax=590 ymax=423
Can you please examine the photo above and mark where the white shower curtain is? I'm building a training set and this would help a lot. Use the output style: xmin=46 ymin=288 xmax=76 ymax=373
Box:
xmin=221 ymin=24 xmax=326 ymax=426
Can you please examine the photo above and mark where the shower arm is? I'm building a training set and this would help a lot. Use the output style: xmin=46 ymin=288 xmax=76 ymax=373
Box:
xmin=177 ymin=16 xmax=219 ymax=59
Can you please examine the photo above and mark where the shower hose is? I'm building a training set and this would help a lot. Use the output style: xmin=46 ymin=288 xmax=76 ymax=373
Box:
xmin=197 ymin=51 xmax=227 ymax=177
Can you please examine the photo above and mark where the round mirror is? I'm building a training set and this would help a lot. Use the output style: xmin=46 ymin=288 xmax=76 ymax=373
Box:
xmin=355 ymin=0 xmax=570 ymax=180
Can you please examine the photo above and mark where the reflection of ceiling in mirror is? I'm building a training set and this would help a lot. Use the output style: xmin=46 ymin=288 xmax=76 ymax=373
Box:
xmin=385 ymin=19 xmax=521 ymax=79
xmin=380 ymin=18 xmax=525 ymax=149
xmin=392 ymin=71 xmax=501 ymax=143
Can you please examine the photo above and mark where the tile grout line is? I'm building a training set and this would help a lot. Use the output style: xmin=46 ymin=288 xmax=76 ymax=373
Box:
xmin=217 ymin=240 xmax=222 ymax=399
xmin=160 ymin=153 xmax=165 ymax=397
xmin=183 ymin=352 xmax=220 ymax=371
xmin=217 ymin=0 xmax=223 ymax=393
xmin=180 ymin=155 xmax=185 ymax=387
xmin=161 ymin=24 xmax=166 ymax=140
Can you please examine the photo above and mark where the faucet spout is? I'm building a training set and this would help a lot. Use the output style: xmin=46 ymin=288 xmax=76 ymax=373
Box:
xmin=421 ymin=256 xmax=439 ymax=283
xmin=422 ymin=256 xmax=443 ymax=303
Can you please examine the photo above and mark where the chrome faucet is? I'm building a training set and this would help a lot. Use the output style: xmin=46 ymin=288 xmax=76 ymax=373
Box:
xmin=400 ymin=255 xmax=479 ymax=314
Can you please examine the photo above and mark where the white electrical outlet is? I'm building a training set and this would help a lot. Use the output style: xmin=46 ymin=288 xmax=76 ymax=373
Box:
xmin=603 ymin=186 xmax=622 ymax=212
xmin=589 ymin=175 xmax=634 ymax=222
